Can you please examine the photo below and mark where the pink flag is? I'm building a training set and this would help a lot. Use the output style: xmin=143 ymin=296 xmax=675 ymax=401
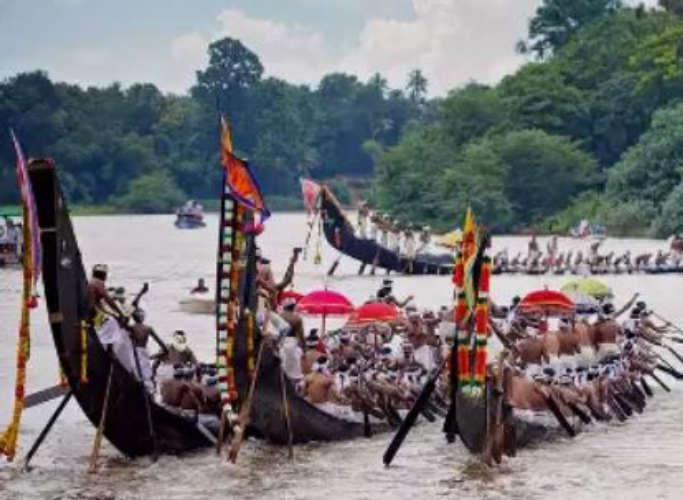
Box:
xmin=11 ymin=130 xmax=41 ymax=289
xmin=300 ymin=178 xmax=320 ymax=215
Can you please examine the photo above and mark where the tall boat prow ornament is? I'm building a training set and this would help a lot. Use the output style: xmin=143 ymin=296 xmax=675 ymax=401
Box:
xmin=450 ymin=206 xmax=492 ymax=453
xmin=214 ymin=115 xmax=270 ymax=449
xmin=0 ymin=131 xmax=42 ymax=461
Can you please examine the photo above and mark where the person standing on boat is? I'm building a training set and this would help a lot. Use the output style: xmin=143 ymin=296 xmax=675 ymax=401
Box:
xmin=280 ymin=298 xmax=305 ymax=348
xmin=357 ymin=201 xmax=369 ymax=239
xmin=129 ymin=308 xmax=161 ymax=393
xmin=279 ymin=329 xmax=304 ymax=387
xmin=417 ymin=226 xmax=431 ymax=254
xmin=527 ymin=234 xmax=540 ymax=262
xmin=369 ymin=212 xmax=380 ymax=242
xmin=547 ymin=236 xmax=559 ymax=268
xmin=379 ymin=215 xmax=390 ymax=248
xmin=87 ymin=264 xmax=126 ymax=327
xmin=402 ymin=226 xmax=416 ymax=272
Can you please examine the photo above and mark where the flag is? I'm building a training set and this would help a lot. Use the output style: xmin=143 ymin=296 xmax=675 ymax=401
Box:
xmin=461 ymin=207 xmax=478 ymax=310
xmin=10 ymin=130 xmax=41 ymax=290
xmin=219 ymin=117 xmax=270 ymax=221
xmin=300 ymin=178 xmax=320 ymax=215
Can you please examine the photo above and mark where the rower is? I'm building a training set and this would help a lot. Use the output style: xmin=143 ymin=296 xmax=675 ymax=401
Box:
xmin=357 ymin=201 xmax=369 ymax=239
xmin=154 ymin=330 xmax=198 ymax=372
xmin=279 ymin=297 xmax=305 ymax=348
xmin=191 ymin=278 xmax=209 ymax=294
xmin=302 ymin=330 xmax=323 ymax=373
xmin=129 ymin=308 xmax=161 ymax=393
xmin=417 ymin=226 xmax=431 ymax=253
xmin=279 ymin=329 xmax=304 ymax=387
xmin=87 ymin=264 xmax=125 ymax=328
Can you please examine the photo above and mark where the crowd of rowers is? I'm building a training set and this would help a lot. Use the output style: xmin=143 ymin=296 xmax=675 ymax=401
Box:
xmin=86 ymin=257 xmax=683 ymax=433
xmin=488 ymin=293 xmax=683 ymax=441
xmin=494 ymin=236 xmax=683 ymax=274
xmin=356 ymin=202 xmax=434 ymax=259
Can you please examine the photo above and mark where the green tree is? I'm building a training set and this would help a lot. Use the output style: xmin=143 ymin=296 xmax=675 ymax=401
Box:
xmin=115 ymin=170 xmax=185 ymax=213
xmin=440 ymin=84 xmax=507 ymax=146
xmin=606 ymin=101 xmax=683 ymax=205
xmin=519 ymin=0 xmax=623 ymax=58
xmin=406 ymin=69 xmax=428 ymax=103
xmin=493 ymin=129 xmax=599 ymax=225
xmin=651 ymin=181 xmax=683 ymax=236
xmin=660 ymin=0 xmax=683 ymax=16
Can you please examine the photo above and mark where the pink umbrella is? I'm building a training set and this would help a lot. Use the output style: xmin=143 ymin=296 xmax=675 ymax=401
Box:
xmin=296 ymin=289 xmax=354 ymax=335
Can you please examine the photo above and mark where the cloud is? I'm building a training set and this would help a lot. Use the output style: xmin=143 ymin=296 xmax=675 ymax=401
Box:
xmin=186 ymin=0 xmax=541 ymax=95
xmin=214 ymin=8 xmax=331 ymax=84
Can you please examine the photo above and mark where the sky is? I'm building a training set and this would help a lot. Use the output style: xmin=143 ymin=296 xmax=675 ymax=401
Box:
xmin=0 ymin=0 xmax=661 ymax=96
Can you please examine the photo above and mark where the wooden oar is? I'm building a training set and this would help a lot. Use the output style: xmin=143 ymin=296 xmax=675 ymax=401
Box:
xmin=382 ymin=360 xmax=446 ymax=467
xmin=535 ymin=387 xmax=575 ymax=438
xmin=648 ymin=372 xmax=671 ymax=392
xmin=279 ymin=369 xmax=294 ymax=460
xmin=640 ymin=377 xmax=654 ymax=397
xmin=132 ymin=346 xmax=157 ymax=462
xmin=23 ymin=390 xmax=72 ymax=471
xmin=483 ymin=353 xmax=506 ymax=465
xmin=24 ymin=384 xmax=69 ymax=409
xmin=228 ymin=341 xmax=266 ymax=463
xmin=663 ymin=344 xmax=683 ymax=367
xmin=88 ymin=353 xmax=115 ymax=473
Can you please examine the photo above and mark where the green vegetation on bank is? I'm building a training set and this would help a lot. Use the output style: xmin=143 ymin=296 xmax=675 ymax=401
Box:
xmin=374 ymin=1 xmax=683 ymax=236
xmin=0 ymin=38 xmax=424 ymax=214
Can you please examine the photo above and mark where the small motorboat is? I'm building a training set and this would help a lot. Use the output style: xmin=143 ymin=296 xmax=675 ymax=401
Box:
xmin=178 ymin=294 xmax=215 ymax=314
xmin=174 ymin=200 xmax=206 ymax=229
xmin=0 ymin=213 xmax=22 ymax=267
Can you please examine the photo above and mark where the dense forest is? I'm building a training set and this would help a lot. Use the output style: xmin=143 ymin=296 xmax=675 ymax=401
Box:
xmin=0 ymin=40 xmax=426 ymax=212
xmin=375 ymin=0 xmax=683 ymax=236
xmin=1 ymin=0 xmax=682 ymax=236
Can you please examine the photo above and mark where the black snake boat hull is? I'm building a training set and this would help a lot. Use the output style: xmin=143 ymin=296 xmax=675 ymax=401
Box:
xmin=29 ymin=159 xmax=213 ymax=457
xmin=320 ymin=187 xmax=452 ymax=276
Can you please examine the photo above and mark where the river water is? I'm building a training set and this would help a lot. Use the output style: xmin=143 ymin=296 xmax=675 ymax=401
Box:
xmin=1 ymin=213 xmax=682 ymax=499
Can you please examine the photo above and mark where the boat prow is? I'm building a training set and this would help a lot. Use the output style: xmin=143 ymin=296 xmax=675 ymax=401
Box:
xmin=29 ymin=159 xmax=214 ymax=457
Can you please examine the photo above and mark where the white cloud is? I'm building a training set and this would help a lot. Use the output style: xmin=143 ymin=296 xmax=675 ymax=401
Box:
xmin=181 ymin=0 xmax=541 ymax=95
xmin=214 ymin=8 xmax=331 ymax=84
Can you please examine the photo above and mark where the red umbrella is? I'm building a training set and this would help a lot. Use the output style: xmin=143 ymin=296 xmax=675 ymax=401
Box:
xmin=296 ymin=289 xmax=354 ymax=335
xmin=518 ymin=289 xmax=574 ymax=316
xmin=347 ymin=302 xmax=401 ymax=326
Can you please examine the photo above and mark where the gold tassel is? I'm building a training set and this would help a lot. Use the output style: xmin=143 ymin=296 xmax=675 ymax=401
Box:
xmin=80 ymin=321 xmax=89 ymax=384
xmin=0 ymin=204 xmax=32 ymax=461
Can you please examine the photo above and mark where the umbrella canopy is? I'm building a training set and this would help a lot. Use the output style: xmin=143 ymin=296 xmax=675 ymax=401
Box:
xmin=436 ymin=229 xmax=463 ymax=249
xmin=518 ymin=289 xmax=575 ymax=316
xmin=561 ymin=278 xmax=613 ymax=300
xmin=347 ymin=302 xmax=401 ymax=325
xmin=296 ymin=289 xmax=354 ymax=316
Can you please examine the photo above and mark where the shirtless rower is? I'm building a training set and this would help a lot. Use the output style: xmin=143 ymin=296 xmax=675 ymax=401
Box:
xmin=304 ymin=357 xmax=342 ymax=404
xmin=129 ymin=308 xmax=167 ymax=392
xmin=87 ymin=264 xmax=125 ymax=326
xmin=154 ymin=330 xmax=198 ymax=376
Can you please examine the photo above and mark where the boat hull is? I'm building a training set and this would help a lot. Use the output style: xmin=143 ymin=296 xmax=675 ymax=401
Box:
xmin=320 ymin=188 xmax=452 ymax=275
xmin=29 ymin=159 xmax=213 ymax=458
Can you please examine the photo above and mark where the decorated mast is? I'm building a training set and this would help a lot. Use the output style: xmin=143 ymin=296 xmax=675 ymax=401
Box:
xmin=214 ymin=116 xmax=270 ymax=451
xmin=0 ymin=131 xmax=41 ymax=461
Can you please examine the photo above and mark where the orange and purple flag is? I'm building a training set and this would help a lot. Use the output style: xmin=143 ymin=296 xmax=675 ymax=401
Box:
xmin=220 ymin=117 xmax=270 ymax=221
